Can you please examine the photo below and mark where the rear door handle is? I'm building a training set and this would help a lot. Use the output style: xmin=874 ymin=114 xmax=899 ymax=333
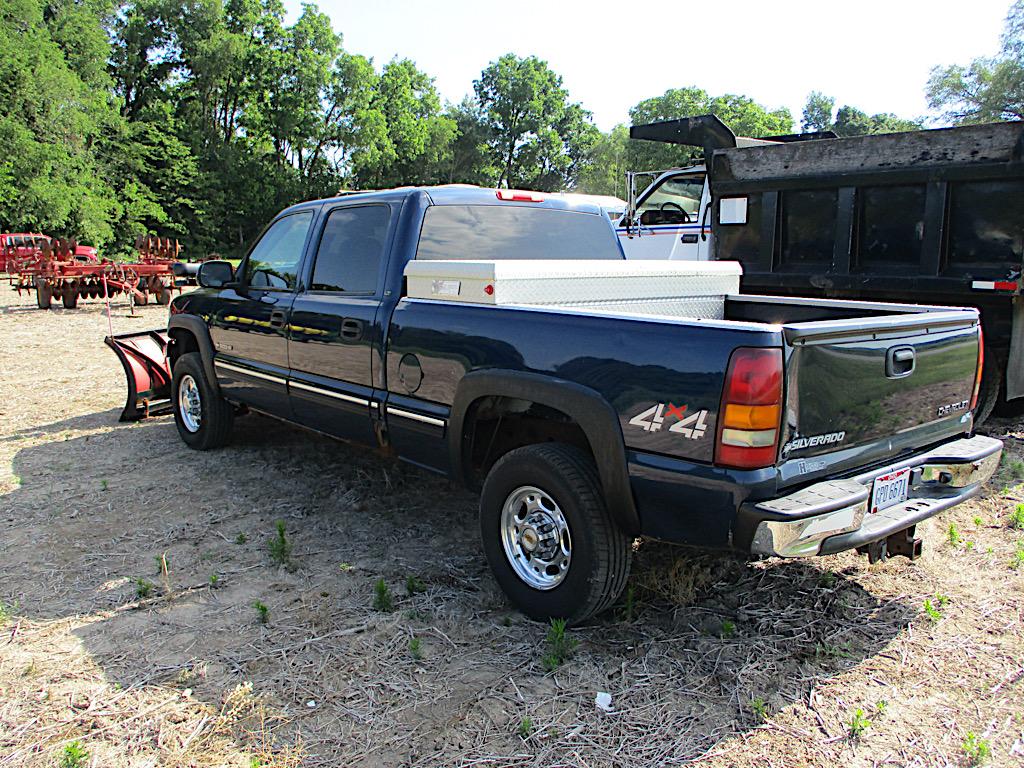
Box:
xmin=341 ymin=318 xmax=364 ymax=340
xmin=269 ymin=310 xmax=286 ymax=329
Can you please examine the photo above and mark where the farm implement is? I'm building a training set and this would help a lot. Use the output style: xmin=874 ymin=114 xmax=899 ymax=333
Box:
xmin=7 ymin=236 xmax=183 ymax=309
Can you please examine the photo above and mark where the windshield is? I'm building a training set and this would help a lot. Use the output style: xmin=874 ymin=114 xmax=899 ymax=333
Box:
xmin=638 ymin=175 xmax=705 ymax=225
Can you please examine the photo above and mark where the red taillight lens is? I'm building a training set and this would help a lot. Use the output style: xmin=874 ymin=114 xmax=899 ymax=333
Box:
xmin=716 ymin=348 xmax=783 ymax=469
xmin=970 ymin=326 xmax=984 ymax=412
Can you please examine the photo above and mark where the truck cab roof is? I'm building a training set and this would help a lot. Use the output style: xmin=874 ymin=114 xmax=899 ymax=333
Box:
xmin=279 ymin=185 xmax=610 ymax=218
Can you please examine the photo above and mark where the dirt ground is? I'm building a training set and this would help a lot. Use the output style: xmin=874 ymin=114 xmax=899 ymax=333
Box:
xmin=1 ymin=287 xmax=1023 ymax=768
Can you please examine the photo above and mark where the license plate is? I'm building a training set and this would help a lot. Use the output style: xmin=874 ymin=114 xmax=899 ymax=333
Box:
xmin=871 ymin=467 xmax=911 ymax=513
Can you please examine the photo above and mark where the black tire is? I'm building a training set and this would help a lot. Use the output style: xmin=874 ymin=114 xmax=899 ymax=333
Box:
xmin=35 ymin=278 xmax=51 ymax=309
xmin=480 ymin=443 xmax=632 ymax=625
xmin=974 ymin=350 xmax=1001 ymax=426
xmin=171 ymin=351 xmax=234 ymax=450
xmin=61 ymin=281 xmax=79 ymax=309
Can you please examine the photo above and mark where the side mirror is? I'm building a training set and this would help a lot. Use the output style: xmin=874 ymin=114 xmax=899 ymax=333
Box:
xmin=197 ymin=260 xmax=235 ymax=288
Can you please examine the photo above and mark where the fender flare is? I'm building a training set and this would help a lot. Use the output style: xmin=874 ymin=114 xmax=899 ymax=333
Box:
xmin=448 ymin=369 xmax=640 ymax=535
xmin=168 ymin=314 xmax=220 ymax=396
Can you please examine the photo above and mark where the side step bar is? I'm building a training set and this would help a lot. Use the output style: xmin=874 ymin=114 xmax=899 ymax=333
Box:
xmin=105 ymin=330 xmax=172 ymax=421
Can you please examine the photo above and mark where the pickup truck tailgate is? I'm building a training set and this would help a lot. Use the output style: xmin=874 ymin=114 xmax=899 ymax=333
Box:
xmin=780 ymin=310 xmax=980 ymax=466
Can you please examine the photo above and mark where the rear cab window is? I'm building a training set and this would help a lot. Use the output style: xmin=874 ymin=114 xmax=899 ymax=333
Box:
xmin=416 ymin=205 xmax=623 ymax=261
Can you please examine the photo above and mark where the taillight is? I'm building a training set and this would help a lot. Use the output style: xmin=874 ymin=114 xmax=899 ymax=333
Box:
xmin=716 ymin=348 xmax=783 ymax=469
xmin=496 ymin=189 xmax=544 ymax=202
xmin=970 ymin=327 xmax=984 ymax=412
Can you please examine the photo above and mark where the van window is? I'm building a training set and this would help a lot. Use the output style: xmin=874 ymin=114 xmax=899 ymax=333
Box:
xmin=779 ymin=189 xmax=837 ymax=268
xmin=416 ymin=205 xmax=622 ymax=261
xmin=857 ymin=185 xmax=926 ymax=269
xmin=947 ymin=180 xmax=1024 ymax=270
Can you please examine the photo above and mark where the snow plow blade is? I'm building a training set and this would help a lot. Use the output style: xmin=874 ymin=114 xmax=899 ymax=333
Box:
xmin=105 ymin=330 xmax=172 ymax=421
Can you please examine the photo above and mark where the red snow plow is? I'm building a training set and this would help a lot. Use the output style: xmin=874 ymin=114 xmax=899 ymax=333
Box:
xmin=104 ymin=330 xmax=173 ymax=421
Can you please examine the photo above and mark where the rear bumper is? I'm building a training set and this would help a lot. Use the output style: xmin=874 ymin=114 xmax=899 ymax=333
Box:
xmin=738 ymin=435 xmax=1002 ymax=558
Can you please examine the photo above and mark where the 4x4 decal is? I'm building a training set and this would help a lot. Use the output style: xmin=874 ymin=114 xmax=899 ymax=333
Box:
xmin=629 ymin=403 xmax=709 ymax=439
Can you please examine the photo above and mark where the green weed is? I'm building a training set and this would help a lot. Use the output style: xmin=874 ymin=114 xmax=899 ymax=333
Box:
xmin=848 ymin=708 xmax=871 ymax=738
xmin=1011 ymin=540 xmax=1024 ymax=570
xmin=60 ymin=740 xmax=89 ymax=768
xmin=100 ymin=479 xmax=108 ymax=491
xmin=135 ymin=578 xmax=154 ymax=599
xmin=815 ymin=641 xmax=854 ymax=660
xmin=720 ymin=620 xmax=736 ymax=638
xmin=253 ymin=600 xmax=269 ymax=624
xmin=235 ymin=532 xmax=247 ymax=544
xmin=339 ymin=562 xmax=353 ymax=572
xmin=1010 ymin=504 xmax=1024 ymax=530
xmin=405 ymin=575 xmax=426 ymax=595
xmin=517 ymin=716 xmax=533 ymax=738
xmin=373 ymin=578 xmax=393 ymax=612
xmin=750 ymin=696 xmax=768 ymax=721
xmin=0 ymin=602 xmax=11 ymax=625
xmin=948 ymin=523 xmax=962 ymax=546
xmin=618 ymin=584 xmax=636 ymax=622
xmin=875 ymin=699 xmax=888 ymax=714
xmin=973 ymin=515 xmax=984 ymax=527
xmin=541 ymin=618 xmax=578 ymax=671
xmin=409 ymin=636 xmax=423 ymax=660
xmin=962 ymin=731 xmax=991 ymax=765
xmin=209 ymin=573 xmax=219 ymax=587
xmin=268 ymin=520 xmax=292 ymax=565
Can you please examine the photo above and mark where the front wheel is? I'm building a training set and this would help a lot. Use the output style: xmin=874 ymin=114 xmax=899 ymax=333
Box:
xmin=171 ymin=351 xmax=234 ymax=450
xmin=480 ymin=443 xmax=632 ymax=625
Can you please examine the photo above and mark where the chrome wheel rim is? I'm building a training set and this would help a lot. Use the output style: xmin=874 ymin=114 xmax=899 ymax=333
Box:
xmin=178 ymin=375 xmax=202 ymax=433
xmin=500 ymin=485 xmax=572 ymax=590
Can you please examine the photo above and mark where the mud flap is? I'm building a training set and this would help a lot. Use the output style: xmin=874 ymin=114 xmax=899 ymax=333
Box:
xmin=105 ymin=330 xmax=172 ymax=421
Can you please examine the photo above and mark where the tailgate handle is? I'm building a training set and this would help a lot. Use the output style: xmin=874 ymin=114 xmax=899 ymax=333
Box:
xmin=886 ymin=346 xmax=916 ymax=378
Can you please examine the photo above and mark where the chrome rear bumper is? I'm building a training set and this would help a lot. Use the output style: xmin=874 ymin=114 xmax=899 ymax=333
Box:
xmin=742 ymin=435 xmax=1002 ymax=558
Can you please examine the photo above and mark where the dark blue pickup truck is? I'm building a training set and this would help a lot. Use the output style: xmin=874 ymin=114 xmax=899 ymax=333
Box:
xmin=135 ymin=186 xmax=1000 ymax=622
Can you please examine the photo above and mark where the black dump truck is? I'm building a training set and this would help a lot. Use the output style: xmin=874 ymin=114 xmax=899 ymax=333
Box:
xmin=628 ymin=117 xmax=1024 ymax=423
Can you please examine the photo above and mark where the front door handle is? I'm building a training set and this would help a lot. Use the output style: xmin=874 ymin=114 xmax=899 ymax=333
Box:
xmin=341 ymin=318 xmax=364 ymax=340
xmin=269 ymin=310 xmax=286 ymax=329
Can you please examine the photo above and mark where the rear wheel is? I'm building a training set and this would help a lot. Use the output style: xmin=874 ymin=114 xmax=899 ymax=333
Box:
xmin=480 ymin=443 xmax=632 ymax=625
xmin=35 ymin=278 xmax=52 ymax=309
xmin=172 ymin=351 xmax=233 ymax=450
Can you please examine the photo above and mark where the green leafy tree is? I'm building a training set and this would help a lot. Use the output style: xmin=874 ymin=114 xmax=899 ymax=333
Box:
xmin=575 ymin=124 xmax=629 ymax=197
xmin=627 ymin=86 xmax=793 ymax=171
xmin=802 ymin=91 xmax=836 ymax=132
xmin=474 ymin=53 xmax=598 ymax=191
xmin=928 ymin=0 xmax=1024 ymax=123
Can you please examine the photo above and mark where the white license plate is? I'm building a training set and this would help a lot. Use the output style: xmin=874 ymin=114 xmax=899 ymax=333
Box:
xmin=871 ymin=467 xmax=911 ymax=513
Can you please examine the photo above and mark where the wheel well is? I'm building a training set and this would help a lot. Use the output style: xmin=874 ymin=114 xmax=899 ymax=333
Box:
xmin=168 ymin=328 xmax=199 ymax=368
xmin=462 ymin=396 xmax=595 ymax=489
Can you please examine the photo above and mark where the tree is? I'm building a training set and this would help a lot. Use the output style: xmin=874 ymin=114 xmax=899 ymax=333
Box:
xmin=474 ymin=54 xmax=598 ymax=191
xmin=928 ymin=1 xmax=1024 ymax=123
xmin=627 ymin=87 xmax=793 ymax=171
xmin=802 ymin=91 xmax=835 ymax=132
xmin=575 ymin=125 xmax=629 ymax=198
xmin=350 ymin=58 xmax=456 ymax=188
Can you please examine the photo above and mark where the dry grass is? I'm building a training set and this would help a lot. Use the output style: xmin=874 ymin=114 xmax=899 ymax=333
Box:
xmin=1 ymin=288 xmax=1023 ymax=767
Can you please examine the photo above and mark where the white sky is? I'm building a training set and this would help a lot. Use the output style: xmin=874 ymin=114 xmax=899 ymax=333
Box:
xmin=284 ymin=0 xmax=1012 ymax=132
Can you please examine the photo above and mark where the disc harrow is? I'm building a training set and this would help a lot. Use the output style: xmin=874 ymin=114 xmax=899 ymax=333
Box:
xmin=11 ymin=236 xmax=182 ymax=310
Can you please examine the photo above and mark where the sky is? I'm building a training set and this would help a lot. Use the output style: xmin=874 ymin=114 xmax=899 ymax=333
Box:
xmin=283 ymin=0 xmax=1013 ymax=132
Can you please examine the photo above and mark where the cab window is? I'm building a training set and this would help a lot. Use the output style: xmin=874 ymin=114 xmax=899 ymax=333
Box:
xmin=638 ymin=175 xmax=705 ymax=225
xmin=243 ymin=211 xmax=313 ymax=290
xmin=309 ymin=205 xmax=390 ymax=293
